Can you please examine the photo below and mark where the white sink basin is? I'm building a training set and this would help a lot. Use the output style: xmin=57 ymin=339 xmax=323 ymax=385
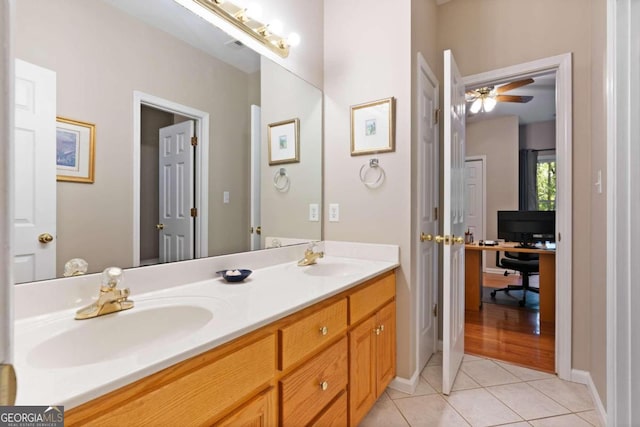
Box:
xmin=302 ymin=261 xmax=365 ymax=277
xmin=27 ymin=302 xmax=215 ymax=369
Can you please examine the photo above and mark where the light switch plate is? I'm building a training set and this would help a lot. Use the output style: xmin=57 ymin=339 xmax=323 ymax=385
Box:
xmin=223 ymin=191 xmax=230 ymax=204
xmin=309 ymin=204 xmax=319 ymax=222
xmin=329 ymin=204 xmax=340 ymax=222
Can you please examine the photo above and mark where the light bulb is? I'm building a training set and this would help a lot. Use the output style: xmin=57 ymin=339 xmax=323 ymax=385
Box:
xmin=470 ymin=98 xmax=482 ymax=114
xmin=483 ymin=97 xmax=497 ymax=112
xmin=269 ymin=19 xmax=283 ymax=34
xmin=287 ymin=32 xmax=301 ymax=47
xmin=246 ymin=2 xmax=262 ymax=20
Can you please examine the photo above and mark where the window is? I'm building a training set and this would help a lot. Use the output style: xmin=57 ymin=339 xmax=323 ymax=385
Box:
xmin=536 ymin=155 xmax=556 ymax=211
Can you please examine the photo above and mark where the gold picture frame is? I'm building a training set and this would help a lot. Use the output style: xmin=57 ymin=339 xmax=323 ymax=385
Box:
xmin=268 ymin=118 xmax=300 ymax=165
xmin=56 ymin=117 xmax=95 ymax=183
xmin=350 ymin=97 xmax=395 ymax=156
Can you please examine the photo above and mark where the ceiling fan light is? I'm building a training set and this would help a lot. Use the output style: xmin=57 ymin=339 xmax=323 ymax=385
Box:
xmin=470 ymin=98 xmax=482 ymax=114
xmin=483 ymin=97 xmax=497 ymax=112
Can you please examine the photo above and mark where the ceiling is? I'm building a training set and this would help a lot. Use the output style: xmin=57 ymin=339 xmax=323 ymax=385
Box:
xmin=102 ymin=0 xmax=260 ymax=74
xmin=466 ymin=73 xmax=556 ymax=125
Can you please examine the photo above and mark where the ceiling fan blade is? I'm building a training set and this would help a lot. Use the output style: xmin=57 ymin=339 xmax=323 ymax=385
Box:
xmin=496 ymin=94 xmax=534 ymax=103
xmin=495 ymin=78 xmax=534 ymax=94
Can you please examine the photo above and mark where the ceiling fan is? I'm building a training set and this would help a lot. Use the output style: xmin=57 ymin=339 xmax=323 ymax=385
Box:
xmin=465 ymin=78 xmax=535 ymax=114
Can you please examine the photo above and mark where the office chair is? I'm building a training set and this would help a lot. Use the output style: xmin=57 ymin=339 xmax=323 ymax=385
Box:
xmin=491 ymin=251 xmax=540 ymax=307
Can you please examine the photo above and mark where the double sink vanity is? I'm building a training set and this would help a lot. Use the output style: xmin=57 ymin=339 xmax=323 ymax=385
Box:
xmin=14 ymin=241 xmax=399 ymax=426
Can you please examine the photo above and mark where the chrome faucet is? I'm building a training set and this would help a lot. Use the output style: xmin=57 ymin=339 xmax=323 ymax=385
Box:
xmin=297 ymin=243 xmax=324 ymax=266
xmin=75 ymin=267 xmax=134 ymax=320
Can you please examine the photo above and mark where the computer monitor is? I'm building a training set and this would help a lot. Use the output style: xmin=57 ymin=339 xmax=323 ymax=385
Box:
xmin=497 ymin=210 xmax=556 ymax=247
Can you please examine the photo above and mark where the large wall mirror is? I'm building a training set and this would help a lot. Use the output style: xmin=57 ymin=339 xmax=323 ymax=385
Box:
xmin=13 ymin=0 xmax=322 ymax=284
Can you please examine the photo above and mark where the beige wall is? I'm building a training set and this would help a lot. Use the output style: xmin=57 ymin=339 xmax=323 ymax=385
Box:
xmin=16 ymin=0 xmax=252 ymax=275
xmin=324 ymin=0 xmax=414 ymax=378
xmin=467 ymin=116 xmax=519 ymax=269
xmin=260 ymin=58 xmax=322 ymax=244
xmin=520 ymin=120 xmax=556 ymax=151
xmin=436 ymin=0 xmax=607 ymax=402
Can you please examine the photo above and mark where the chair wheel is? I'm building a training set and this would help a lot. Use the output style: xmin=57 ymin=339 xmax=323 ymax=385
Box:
xmin=519 ymin=300 xmax=525 ymax=307
xmin=490 ymin=290 xmax=497 ymax=298
xmin=503 ymin=271 xmax=509 ymax=277
xmin=505 ymin=290 xmax=510 ymax=294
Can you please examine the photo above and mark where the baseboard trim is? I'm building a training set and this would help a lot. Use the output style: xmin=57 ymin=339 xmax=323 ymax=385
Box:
xmin=388 ymin=370 xmax=420 ymax=394
xmin=571 ymin=369 xmax=607 ymax=426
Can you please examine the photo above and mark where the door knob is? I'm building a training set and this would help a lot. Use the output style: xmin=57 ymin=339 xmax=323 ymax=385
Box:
xmin=38 ymin=233 xmax=54 ymax=244
xmin=256 ymin=226 xmax=262 ymax=235
xmin=435 ymin=235 xmax=445 ymax=244
xmin=156 ymin=224 xmax=164 ymax=231
xmin=454 ymin=236 xmax=465 ymax=245
xmin=420 ymin=233 xmax=433 ymax=242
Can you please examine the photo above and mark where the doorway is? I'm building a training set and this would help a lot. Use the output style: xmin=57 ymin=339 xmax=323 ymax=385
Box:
xmin=461 ymin=53 xmax=573 ymax=380
xmin=132 ymin=91 xmax=210 ymax=268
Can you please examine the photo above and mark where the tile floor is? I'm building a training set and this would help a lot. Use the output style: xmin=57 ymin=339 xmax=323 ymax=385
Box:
xmin=360 ymin=353 xmax=601 ymax=427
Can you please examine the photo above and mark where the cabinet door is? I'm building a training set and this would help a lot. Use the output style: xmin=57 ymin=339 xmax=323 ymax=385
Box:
xmin=349 ymin=315 xmax=377 ymax=427
xmin=216 ymin=387 xmax=276 ymax=427
xmin=376 ymin=302 xmax=396 ymax=396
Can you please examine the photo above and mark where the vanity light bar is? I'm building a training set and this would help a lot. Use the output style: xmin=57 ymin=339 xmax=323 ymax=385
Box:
xmin=193 ymin=0 xmax=291 ymax=58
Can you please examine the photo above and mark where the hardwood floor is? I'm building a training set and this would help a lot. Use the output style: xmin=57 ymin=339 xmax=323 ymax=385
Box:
xmin=464 ymin=273 xmax=555 ymax=373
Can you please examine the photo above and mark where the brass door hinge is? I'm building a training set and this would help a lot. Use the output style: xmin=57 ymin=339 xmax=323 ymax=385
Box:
xmin=191 ymin=136 xmax=198 ymax=146
xmin=434 ymin=207 xmax=438 ymax=221
xmin=434 ymin=108 xmax=441 ymax=125
xmin=190 ymin=208 xmax=198 ymax=217
xmin=433 ymin=304 xmax=438 ymax=317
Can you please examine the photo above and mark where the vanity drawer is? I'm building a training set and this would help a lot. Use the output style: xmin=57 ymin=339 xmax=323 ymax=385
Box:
xmin=310 ymin=391 xmax=348 ymax=427
xmin=349 ymin=271 xmax=395 ymax=325
xmin=279 ymin=298 xmax=347 ymax=370
xmin=280 ymin=337 xmax=348 ymax=427
xmin=81 ymin=334 xmax=276 ymax=426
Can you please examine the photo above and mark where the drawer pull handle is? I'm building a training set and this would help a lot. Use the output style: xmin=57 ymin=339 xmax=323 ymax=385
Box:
xmin=374 ymin=327 xmax=381 ymax=336
xmin=319 ymin=326 xmax=329 ymax=336
xmin=320 ymin=381 xmax=329 ymax=391
xmin=379 ymin=324 xmax=384 ymax=332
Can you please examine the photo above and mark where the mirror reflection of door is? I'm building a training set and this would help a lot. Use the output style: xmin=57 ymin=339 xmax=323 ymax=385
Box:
xmin=140 ymin=106 xmax=195 ymax=265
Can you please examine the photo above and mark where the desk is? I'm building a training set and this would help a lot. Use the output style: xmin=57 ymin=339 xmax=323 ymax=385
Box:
xmin=465 ymin=243 xmax=556 ymax=323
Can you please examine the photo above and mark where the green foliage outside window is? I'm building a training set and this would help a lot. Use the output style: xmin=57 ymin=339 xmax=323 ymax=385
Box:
xmin=537 ymin=160 xmax=556 ymax=211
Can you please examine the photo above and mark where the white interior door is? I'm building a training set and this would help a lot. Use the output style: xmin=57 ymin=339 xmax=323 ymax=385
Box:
xmin=250 ymin=105 xmax=261 ymax=251
xmin=417 ymin=54 xmax=439 ymax=371
xmin=158 ymin=120 xmax=194 ymax=263
xmin=13 ymin=59 xmax=56 ymax=283
xmin=465 ymin=158 xmax=485 ymax=270
xmin=442 ymin=49 xmax=466 ymax=395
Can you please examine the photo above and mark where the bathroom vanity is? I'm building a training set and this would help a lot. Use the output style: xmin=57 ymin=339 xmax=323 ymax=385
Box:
xmin=13 ymin=242 xmax=399 ymax=426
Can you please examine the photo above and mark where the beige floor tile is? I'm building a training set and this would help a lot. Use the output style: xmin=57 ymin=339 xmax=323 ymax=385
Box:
xmin=428 ymin=351 xmax=443 ymax=366
xmin=496 ymin=423 xmax=532 ymax=427
xmin=576 ymin=410 xmax=604 ymax=427
xmin=359 ymin=395 xmax=410 ymax=427
xmin=495 ymin=361 xmax=556 ymax=381
xmin=529 ymin=414 xmax=593 ymax=427
xmin=463 ymin=353 xmax=485 ymax=362
xmin=422 ymin=364 xmax=443 ymax=393
xmin=393 ymin=394 xmax=470 ymax=427
xmin=528 ymin=378 xmax=594 ymax=412
xmin=486 ymin=382 xmax=570 ymax=420
xmin=387 ymin=378 xmax=438 ymax=400
xmin=451 ymin=370 xmax=482 ymax=391
xmin=445 ymin=388 xmax=523 ymax=427
xmin=460 ymin=359 xmax=522 ymax=387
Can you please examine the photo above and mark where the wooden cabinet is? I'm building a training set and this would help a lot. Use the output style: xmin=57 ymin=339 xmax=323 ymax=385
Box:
xmin=349 ymin=281 xmax=396 ymax=427
xmin=66 ymin=270 xmax=396 ymax=427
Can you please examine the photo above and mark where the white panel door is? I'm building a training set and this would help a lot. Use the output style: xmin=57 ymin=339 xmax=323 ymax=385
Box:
xmin=442 ymin=50 xmax=466 ymax=395
xmin=417 ymin=54 xmax=439 ymax=371
xmin=158 ymin=121 xmax=194 ymax=263
xmin=14 ymin=59 xmax=56 ymax=283
xmin=250 ymin=105 xmax=261 ymax=251
xmin=465 ymin=158 xmax=485 ymax=270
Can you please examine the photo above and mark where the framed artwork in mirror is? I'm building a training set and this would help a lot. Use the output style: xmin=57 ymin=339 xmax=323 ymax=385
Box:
xmin=268 ymin=118 xmax=300 ymax=165
xmin=56 ymin=117 xmax=95 ymax=183
xmin=350 ymin=97 xmax=395 ymax=156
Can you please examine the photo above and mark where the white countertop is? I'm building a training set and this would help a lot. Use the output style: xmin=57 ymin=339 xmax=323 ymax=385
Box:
xmin=13 ymin=242 xmax=399 ymax=409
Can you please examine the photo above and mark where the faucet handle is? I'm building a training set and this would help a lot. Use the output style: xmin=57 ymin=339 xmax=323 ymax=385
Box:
xmin=101 ymin=267 xmax=123 ymax=290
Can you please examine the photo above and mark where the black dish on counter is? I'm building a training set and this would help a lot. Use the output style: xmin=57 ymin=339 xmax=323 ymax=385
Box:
xmin=216 ymin=269 xmax=252 ymax=283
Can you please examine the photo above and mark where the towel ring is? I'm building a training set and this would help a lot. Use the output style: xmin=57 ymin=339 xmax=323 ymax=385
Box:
xmin=359 ymin=158 xmax=385 ymax=189
xmin=273 ymin=168 xmax=290 ymax=192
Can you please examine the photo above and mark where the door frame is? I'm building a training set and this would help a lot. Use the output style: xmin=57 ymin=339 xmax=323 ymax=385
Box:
xmin=463 ymin=53 xmax=573 ymax=380
xmin=415 ymin=52 xmax=440 ymax=374
xmin=132 ymin=91 xmax=210 ymax=267
xmin=464 ymin=155 xmax=486 ymax=272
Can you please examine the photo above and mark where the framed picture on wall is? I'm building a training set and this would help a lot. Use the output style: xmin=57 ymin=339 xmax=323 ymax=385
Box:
xmin=56 ymin=116 xmax=95 ymax=183
xmin=350 ymin=97 xmax=395 ymax=156
xmin=268 ymin=118 xmax=300 ymax=165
